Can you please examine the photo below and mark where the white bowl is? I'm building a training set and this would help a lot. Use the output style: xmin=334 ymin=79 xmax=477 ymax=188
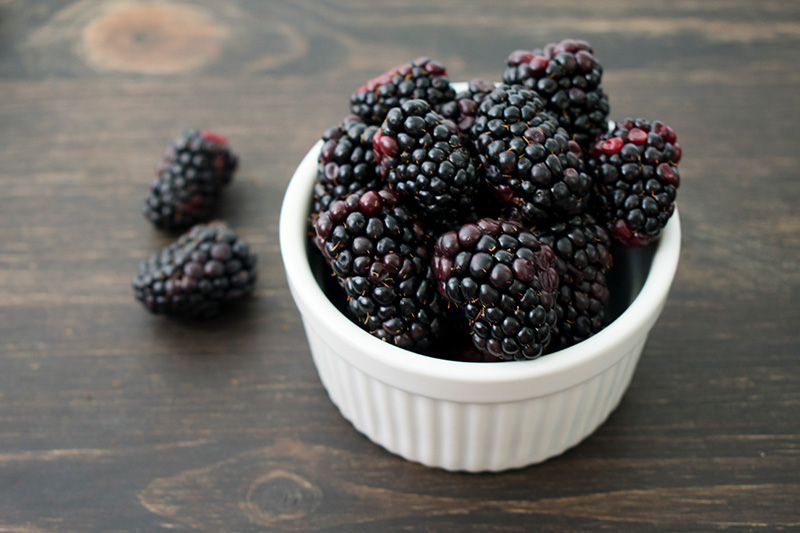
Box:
xmin=279 ymin=133 xmax=681 ymax=473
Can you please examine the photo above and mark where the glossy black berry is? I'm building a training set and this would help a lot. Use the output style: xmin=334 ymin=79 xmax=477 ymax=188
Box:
xmin=143 ymin=130 xmax=238 ymax=231
xmin=133 ymin=221 xmax=257 ymax=318
xmin=313 ymin=115 xmax=384 ymax=215
xmin=537 ymin=214 xmax=613 ymax=350
xmin=503 ymin=39 xmax=609 ymax=149
xmin=373 ymin=99 xmax=481 ymax=228
xmin=472 ymin=85 xmax=593 ymax=223
xmin=588 ymin=118 xmax=682 ymax=246
xmin=431 ymin=218 xmax=559 ymax=361
xmin=435 ymin=78 xmax=497 ymax=143
xmin=313 ymin=190 xmax=446 ymax=350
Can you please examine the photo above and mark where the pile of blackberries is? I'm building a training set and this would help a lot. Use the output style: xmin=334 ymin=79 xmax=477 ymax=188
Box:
xmin=309 ymin=40 xmax=682 ymax=362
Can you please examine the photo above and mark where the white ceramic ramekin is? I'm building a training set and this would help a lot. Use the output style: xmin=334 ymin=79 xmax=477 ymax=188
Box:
xmin=279 ymin=134 xmax=681 ymax=472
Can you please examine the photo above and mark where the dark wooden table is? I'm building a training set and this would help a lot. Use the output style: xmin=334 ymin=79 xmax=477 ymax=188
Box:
xmin=1 ymin=1 xmax=798 ymax=531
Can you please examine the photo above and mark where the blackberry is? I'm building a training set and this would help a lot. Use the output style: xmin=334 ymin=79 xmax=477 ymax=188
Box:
xmin=431 ymin=218 xmax=560 ymax=360
xmin=313 ymin=115 xmax=383 ymax=215
xmin=550 ymin=274 xmax=610 ymax=352
xmin=350 ymin=57 xmax=456 ymax=125
xmin=503 ymin=39 xmax=609 ymax=149
xmin=144 ymin=129 xmax=239 ymax=231
xmin=472 ymin=85 xmax=593 ymax=223
xmin=133 ymin=221 xmax=257 ymax=318
xmin=313 ymin=190 xmax=446 ymax=350
xmin=435 ymin=78 xmax=496 ymax=141
xmin=537 ymin=214 xmax=613 ymax=350
xmin=372 ymin=99 xmax=481 ymax=228
xmin=588 ymin=118 xmax=682 ymax=247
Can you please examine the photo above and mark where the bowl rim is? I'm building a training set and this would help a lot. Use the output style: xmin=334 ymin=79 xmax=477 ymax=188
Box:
xmin=279 ymin=134 xmax=681 ymax=403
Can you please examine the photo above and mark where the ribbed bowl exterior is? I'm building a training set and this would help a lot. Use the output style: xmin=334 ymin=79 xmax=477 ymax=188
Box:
xmin=302 ymin=318 xmax=647 ymax=472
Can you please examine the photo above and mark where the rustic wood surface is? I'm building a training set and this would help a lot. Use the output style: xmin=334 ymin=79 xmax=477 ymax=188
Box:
xmin=1 ymin=1 xmax=798 ymax=531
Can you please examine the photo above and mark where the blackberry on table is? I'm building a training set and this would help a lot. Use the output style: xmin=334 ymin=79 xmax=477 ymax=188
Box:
xmin=503 ymin=39 xmax=609 ymax=149
xmin=537 ymin=214 xmax=613 ymax=350
xmin=143 ymin=129 xmax=238 ymax=231
xmin=133 ymin=221 xmax=257 ymax=318
xmin=472 ymin=85 xmax=593 ymax=223
xmin=313 ymin=115 xmax=383 ymax=215
xmin=431 ymin=218 xmax=560 ymax=361
xmin=350 ymin=57 xmax=456 ymax=126
xmin=372 ymin=99 xmax=481 ymax=228
xmin=588 ymin=118 xmax=682 ymax=247
xmin=313 ymin=190 xmax=446 ymax=350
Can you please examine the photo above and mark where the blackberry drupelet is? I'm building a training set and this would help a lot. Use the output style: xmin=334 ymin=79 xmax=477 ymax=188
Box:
xmin=431 ymin=218 xmax=560 ymax=360
xmin=588 ymin=118 xmax=682 ymax=247
xmin=350 ymin=57 xmax=456 ymax=126
xmin=372 ymin=99 xmax=481 ymax=228
xmin=538 ymin=214 xmax=613 ymax=350
xmin=133 ymin=221 xmax=257 ymax=318
xmin=472 ymin=85 xmax=593 ymax=223
xmin=435 ymin=78 xmax=497 ymax=141
xmin=313 ymin=190 xmax=446 ymax=350
xmin=503 ymin=39 xmax=609 ymax=149
xmin=313 ymin=115 xmax=383 ymax=215
xmin=143 ymin=129 xmax=239 ymax=231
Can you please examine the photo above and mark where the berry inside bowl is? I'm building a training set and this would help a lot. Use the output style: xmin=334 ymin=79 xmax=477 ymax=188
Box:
xmin=279 ymin=135 xmax=681 ymax=472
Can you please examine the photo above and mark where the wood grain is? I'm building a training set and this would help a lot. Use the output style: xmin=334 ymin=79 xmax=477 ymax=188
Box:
xmin=81 ymin=3 xmax=223 ymax=74
xmin=1 ymin=0 xmax=799 ymax=531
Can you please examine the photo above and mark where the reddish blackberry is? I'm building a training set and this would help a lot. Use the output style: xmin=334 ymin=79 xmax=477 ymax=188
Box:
xmin=313 ymin=190 xmax=446 ymax=350
xmin=350 ymin=57 xmax=456 ymax=126
xmin=588 ymin=118 xmax=682 ymax=247
xmin=313 ymin=115 xmax=383 ymax=215
xmin=503 ymin=39 xmax=609 ymax=149
xmin=431 ymin=218 xmax=560 ymax=360
xmin=372 ymin=99 xmax=481 ymax=228
xmin=472 ymin=85 xmax=593 ymax=223
xmin=435 ymin=78 xmax=496 ymax=140
xmin=143 ymin=129 xmax=238 ymax=231
xmin=537 ymin=214 xmax=613 ymax=350
xmin=133 ymin=221 xmax=257 ymax=318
